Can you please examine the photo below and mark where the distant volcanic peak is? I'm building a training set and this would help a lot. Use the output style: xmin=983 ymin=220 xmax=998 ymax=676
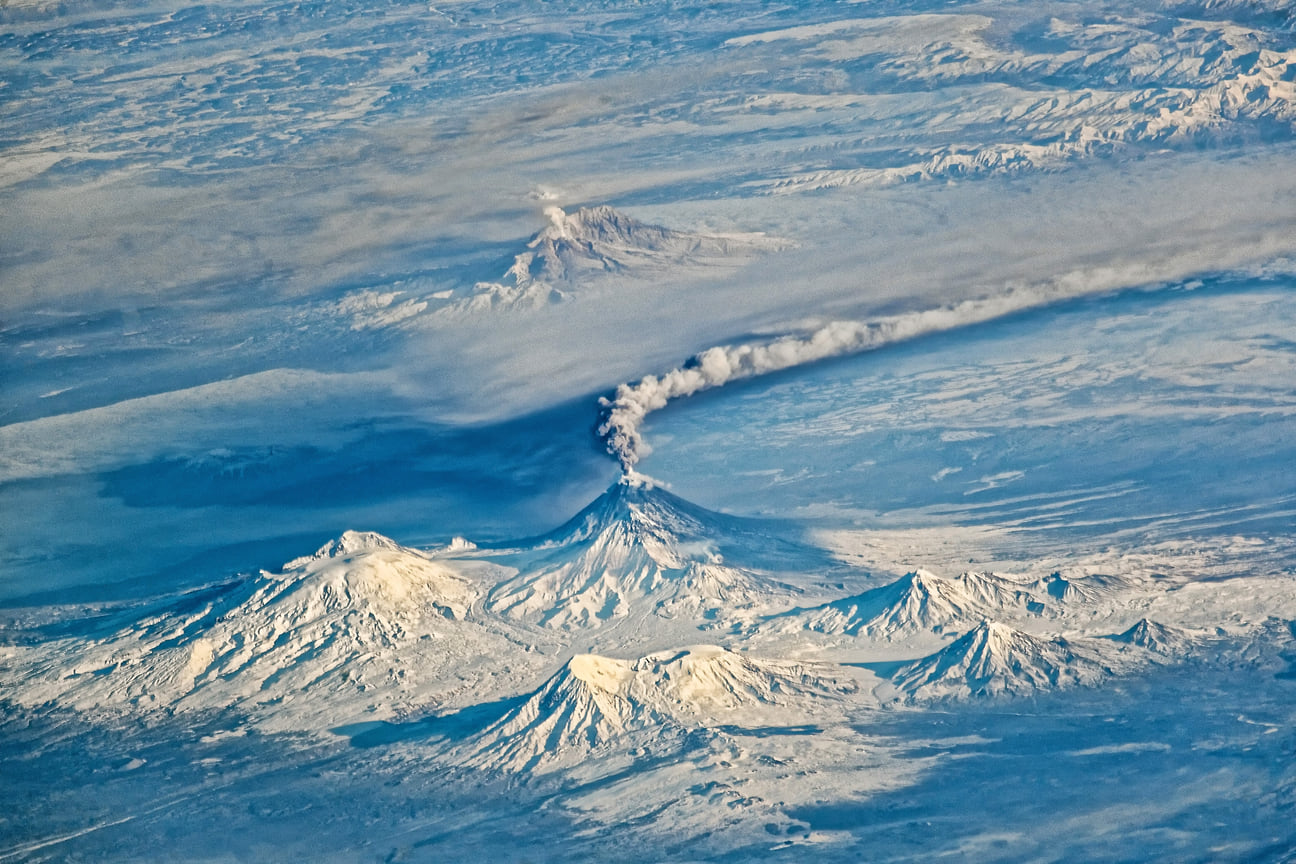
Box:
xmin=535 ymin=205 xmax=666 ymax=248
xmin=788 ymin=568 xmax=993 ymax=638
xmin=283 ymin=530 xmax=408 ymax=570
xmin=1120 ymin=617 xmax=1163 ymax=642
xmin=518 ymin=204 xmax=783 ymax=286
xmin=893 ymin=620 xmax=1112 ymax=702
xmin=1115 ymin=618 xmax=1197 ymax=655
xmin=1040 ymin=570 xmax=1135 ymax=603
xmin=517 ymin=205 xmax=663 ymax=283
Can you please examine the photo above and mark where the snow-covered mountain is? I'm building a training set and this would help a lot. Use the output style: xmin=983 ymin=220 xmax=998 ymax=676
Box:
xmin=10 ymin=532 xmax=512 ymax=721
xmin=485 ymin=477 xmax=797 ymax=629
xmin=764 ymin=569 xmax=1033 ymax=640
xmin=443 ymin=205 xmax=786 ymax=315
xmin=1110 ymin=618 xmax=1202 ymax=657
xmin=1032 ymin=571 xmax=1144 ymax=606
xmin=523 ymin=205 xmax=782 ymax=282
xmin=888 ymin=621 xmax=1117 ymax=702
xmin=459 ymin=645 xmax=855 ymax=773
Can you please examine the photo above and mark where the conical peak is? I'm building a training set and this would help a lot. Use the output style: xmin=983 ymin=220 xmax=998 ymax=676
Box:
xmin=963 ymin=620 xmax=1022 ymax=653
xmin=1125 ymin=618 xmax=1155 ymax=638
xmin=315 ymin=530 xmax=403 ymax=560
xmin=902 ymin=569 xmax=943 ymax=593
xmin=1123 ymin=618 xmax=1183 ymax=639
xmin=1117 ymin=618 xmax=1191 ymax=653
xmin=893 ymin=618 xmax=1112 ymax=703
xmin=976 ymin=620 xmax=1015 ymax=638
xmin=560 ymin=477 xmax=702 ymax=543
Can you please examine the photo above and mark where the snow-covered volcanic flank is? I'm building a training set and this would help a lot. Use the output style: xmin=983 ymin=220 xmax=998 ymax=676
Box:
xmin=887 ymin=621 xmax=1120 ymax=703
xmin=763 ymin=569 xmax=1034 ymax=640
xmin=9 ymin=531 xmax=516 ymax=722
xmin=485 ymin=477 xmax=798 ymax=629
xmin=459 ymin=645 xmax=856 ymax=773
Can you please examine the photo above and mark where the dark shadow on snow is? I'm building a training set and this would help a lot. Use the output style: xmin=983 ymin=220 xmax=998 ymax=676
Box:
xmin=334 ymin=693 xmax=531 ymax=749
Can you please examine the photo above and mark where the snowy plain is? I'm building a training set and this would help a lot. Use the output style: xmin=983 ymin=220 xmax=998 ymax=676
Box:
xmin=2 ymin=0 xmax=1296 ymax=860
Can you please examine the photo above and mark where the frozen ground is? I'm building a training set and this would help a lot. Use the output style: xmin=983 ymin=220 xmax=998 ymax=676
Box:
xmin=2 ymin=0 xmax=1295 ymax=860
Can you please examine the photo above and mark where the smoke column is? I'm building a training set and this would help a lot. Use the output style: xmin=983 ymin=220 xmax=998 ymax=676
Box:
xmin=597 ymin=288 xmax=1081 ymax=472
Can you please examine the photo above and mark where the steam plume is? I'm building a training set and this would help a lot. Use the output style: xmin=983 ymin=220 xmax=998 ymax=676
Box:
xmin=597 ymin=289 xmax=1075 ymax=472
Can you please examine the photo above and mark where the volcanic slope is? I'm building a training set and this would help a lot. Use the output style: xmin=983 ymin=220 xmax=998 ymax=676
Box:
xmin=9 ymin=531 xmax=525 ymax=725
xmin=886 ymin=621 xmax=1124 ymax=703
xmin=456 ymin=645 xmax=858 ymax=774
xmin=482 ymin=477 xmax=812 ymax=633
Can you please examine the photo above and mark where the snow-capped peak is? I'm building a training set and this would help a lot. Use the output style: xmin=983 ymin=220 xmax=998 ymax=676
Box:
xmin=526 ymin=205 xmax=702 ymax=281
xmin=1112 ymin=618 xmax=1200 ymax=656
xmin=11 ymin=531 xmax=488 ymax=719
xmin=484 ymin=482 xmax=791 ymax=628
xmin=460 ymin=646 xmax=853 ymax=773
xmin=889 ymin=620 xmax=1116 ymax=702
xmin=279 ymin=530 xmax=407 ymax=571
xmin=768 ymin=568 xmax=1029 ymax=640
xmin=441 ymin=204 xmax=786 ymax=316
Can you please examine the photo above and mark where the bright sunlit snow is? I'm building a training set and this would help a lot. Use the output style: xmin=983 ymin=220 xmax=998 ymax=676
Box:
xmin=2 ymin=0 xmax=1295 ymax=860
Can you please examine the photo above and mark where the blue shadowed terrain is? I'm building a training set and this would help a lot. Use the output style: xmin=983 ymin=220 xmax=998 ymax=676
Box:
xmin=638 ymin=277 xmax=1296 ymax=546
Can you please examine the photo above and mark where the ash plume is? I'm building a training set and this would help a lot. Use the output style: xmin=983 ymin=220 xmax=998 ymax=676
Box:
xmin=597 ymin=289 xmax=1072 ymax=472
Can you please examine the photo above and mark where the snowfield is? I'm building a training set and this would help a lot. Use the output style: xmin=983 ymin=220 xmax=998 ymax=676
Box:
xmin=3 ymin=0 xmax=1296 ymax=859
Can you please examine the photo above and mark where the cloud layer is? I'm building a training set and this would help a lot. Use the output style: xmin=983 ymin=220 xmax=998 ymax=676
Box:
xmin=598 ymin=285 xmax=1142 ymax=471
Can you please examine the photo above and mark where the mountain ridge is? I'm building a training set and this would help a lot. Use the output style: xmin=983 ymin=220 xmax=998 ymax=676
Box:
xmin=889 ymin=621 xmax=1119 ymax=702
xmin=458 ymin=645 xmax=856 ymax=773
xmin=764 ymin=569 xmax=1034 ymax=640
